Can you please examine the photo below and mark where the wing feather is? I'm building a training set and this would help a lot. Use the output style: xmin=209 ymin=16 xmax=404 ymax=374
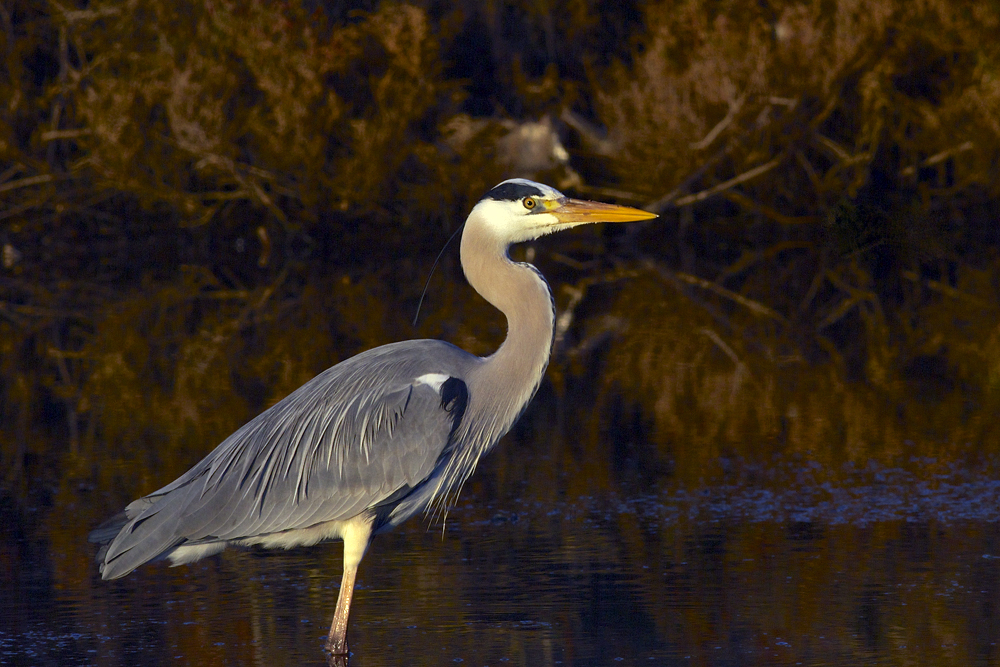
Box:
xmin=94 ymin=340 xmax=476 ymax=580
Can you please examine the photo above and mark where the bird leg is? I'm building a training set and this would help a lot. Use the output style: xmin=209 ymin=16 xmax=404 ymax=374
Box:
xmin=325 ymin=564 xmax=357 ymax=655
xmin=324 ymin=517 xmax=372 ymax=657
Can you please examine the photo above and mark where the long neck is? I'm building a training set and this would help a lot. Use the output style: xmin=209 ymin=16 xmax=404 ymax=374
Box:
xmin=422 ymin=214 xmax=556 ymax=521
xmin=460 ymin=218 xmax=555 ymax=439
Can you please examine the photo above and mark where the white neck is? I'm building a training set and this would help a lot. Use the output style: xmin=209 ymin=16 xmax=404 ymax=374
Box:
xmin=459 ymin=209 xmax=555 ymax=445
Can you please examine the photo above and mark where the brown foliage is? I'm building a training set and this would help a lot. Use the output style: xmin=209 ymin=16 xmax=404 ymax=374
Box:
xmin=2 ymin=0 xmax=1000 ymax=501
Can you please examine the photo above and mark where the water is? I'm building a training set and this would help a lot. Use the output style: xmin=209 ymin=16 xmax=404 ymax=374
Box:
xmin=4 ymin=453 xmax=1000 ymax=666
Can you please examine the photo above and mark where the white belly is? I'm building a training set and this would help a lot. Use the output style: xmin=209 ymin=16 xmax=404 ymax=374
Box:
xmin=165 ymin=514 xmax=373 ymax=569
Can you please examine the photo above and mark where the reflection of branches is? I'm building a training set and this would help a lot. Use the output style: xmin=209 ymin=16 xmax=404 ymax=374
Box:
xmin=553 ymin=259 xmax=790 ymax=367
xmin=50 ymin=327 xmax=80 ymax=453
xmin=697 ymin=326 xmax=748 ymax=401
xmin=553 ymin=267 xmax=640 ymax=352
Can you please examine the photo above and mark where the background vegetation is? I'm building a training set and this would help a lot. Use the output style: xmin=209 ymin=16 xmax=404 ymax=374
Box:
xmin=2 ymin=0 xmax=1000 ymax=515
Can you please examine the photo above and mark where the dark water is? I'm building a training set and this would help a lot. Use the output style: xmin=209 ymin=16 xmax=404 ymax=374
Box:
xmin=4 ymin=450 xmax=1000 ymax=667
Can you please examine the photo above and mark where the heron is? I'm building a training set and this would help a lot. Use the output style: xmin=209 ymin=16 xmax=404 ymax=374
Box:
xmin=89 ymin=178 xmax=656 ymax=656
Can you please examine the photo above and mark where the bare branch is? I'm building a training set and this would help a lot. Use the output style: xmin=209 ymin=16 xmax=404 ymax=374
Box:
xmin=721 ymin=191 xmax=819 ymax=225
xmin=814 ymin=134 xmax=850 ymax=161
xmin=41 ymin=129 xmax=92 ymax=141
xmin=767 ymin=96 xmax=798 ymax=108
xmin=672 ymin=270 xmax=788 ymax=323
xmin=817 ymin=269 xmax=879 ymax=329
xmin=793 ymin=150 xmax=822 ymax=193
xmin=0 ymin=174 xmax=55 ymax=195
xmin=554 ymin=284 xmax=584 ymax=350
xmin=0 ymin=163 xmax=26 ymax=184
xmin=559 ymin=108 xmax=617 ymax=157
xmin=673 ymin=155 xmax=785 ymax=207
xmin=648 ymin=145 xmax=731 ymax=211
xmin=900 ymin=141 xmax=974 ymax=177
xmin=697 ymin=327 xmax=743 ymax=367
xmin=48 ymin=0 xmax=119 ymax=24
xmin=901 ymin=270 xmax=993 ymax=308
xmin=817 ymin=293 xmax=869 ymax=329
xmin=690 ymin=90 xmax=747 ymax=151
xmin=716 ymin=240 xmax=814 ymax=284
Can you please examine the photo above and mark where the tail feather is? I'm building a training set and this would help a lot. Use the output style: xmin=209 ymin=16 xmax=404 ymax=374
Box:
xmin=87 ymin=511 xmax=129 ymax=545
xmin=90 ymin=495 xmax=188 ymax=580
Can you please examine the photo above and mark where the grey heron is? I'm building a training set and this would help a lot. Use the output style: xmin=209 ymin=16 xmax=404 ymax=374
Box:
xmin=89 ymin=178 xmax=656 ymax=656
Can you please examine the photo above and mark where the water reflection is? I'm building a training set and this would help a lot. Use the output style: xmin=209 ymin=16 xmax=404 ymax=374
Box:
xmin=3 ymin=441 xmax=1000 ymax=666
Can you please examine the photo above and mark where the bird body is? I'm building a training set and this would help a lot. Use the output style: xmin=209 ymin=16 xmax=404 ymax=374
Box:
xmin=93 ymin=339 xmax=479 ymax=578
xmin=90 ymin=178 xmax=656 ymax=656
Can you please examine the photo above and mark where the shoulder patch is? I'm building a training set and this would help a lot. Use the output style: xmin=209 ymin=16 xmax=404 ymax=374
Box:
xmin=414 ymin=373 xmax=449 ymax=392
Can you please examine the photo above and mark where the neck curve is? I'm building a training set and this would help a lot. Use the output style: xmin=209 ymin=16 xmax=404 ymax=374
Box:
xmin=422 ymin=203 xmax=557 ymax=520
xmin=459 ymin=211 xmax=555 ymax=441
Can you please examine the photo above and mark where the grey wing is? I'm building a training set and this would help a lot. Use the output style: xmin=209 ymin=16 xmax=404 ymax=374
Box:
xmin=96 ymin=360 xmax=469 ymax=579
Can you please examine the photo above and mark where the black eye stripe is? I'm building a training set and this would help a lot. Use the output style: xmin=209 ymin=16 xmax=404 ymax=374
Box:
xmin=484 ymin=182 xmax=546 ymax=202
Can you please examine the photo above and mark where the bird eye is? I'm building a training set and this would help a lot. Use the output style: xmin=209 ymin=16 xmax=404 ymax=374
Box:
xmin=523 ymin=197 xmax=537 ymax=210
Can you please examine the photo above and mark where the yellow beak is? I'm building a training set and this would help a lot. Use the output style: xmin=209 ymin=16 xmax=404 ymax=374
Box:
xmin=550 ymin=198 xmax=658 ymax=224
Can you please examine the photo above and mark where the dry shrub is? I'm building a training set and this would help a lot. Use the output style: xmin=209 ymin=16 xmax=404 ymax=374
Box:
xmin=11 ymin=1 xmax=458 ymax=227
xmin=4 ymin=0 xmax=1000 ymax=498
xmin=595 ymin=0 xmax=1000 ymax=202
xmin=538 ymin=0 xmax=1000 ymax=478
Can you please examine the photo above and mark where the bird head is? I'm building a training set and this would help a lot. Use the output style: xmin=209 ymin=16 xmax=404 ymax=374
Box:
xmin=470 ymin=178 xmax=657 ymax=244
